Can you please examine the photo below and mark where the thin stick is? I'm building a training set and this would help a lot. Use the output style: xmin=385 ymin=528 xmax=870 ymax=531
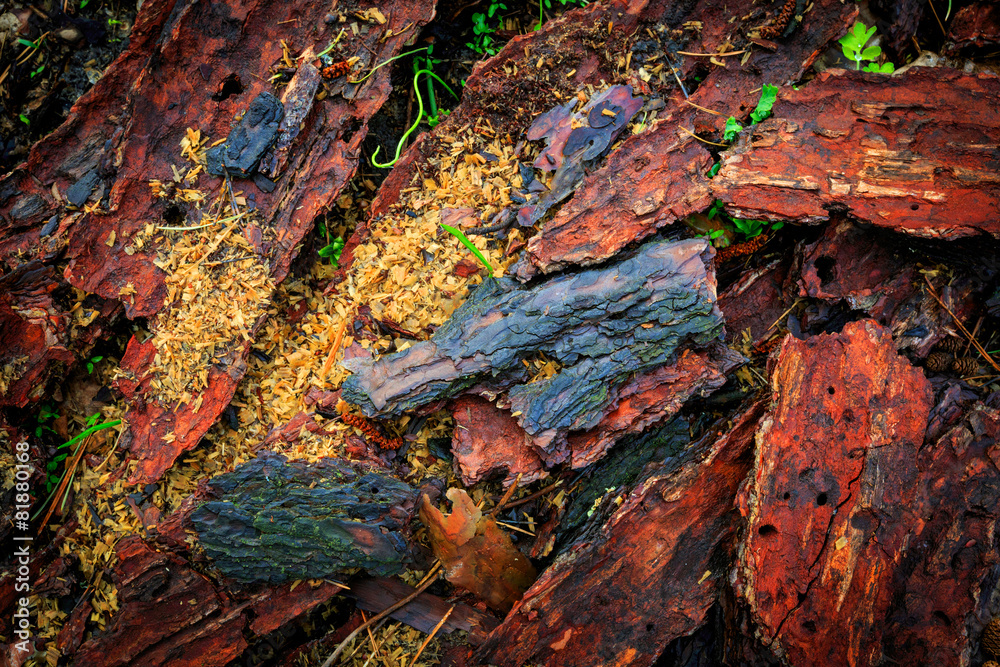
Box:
xmin=663 ymin=52 xmax=688 ymax=99
xmin=489 ymin=473 xmax=523 ymax=517
xmin=37 ymin=433 xmax=95 ymax=534
xmin=406 ymin=605 xmax=454 ymax=667
xmin=678 ymin=126 xmax=727 ymax=147
xmin=924 ymin=276 xmax=1000 ymax=373
xmin=685 ymin=100 xmax=724 ymax=116
xmin=501 ymin=479 xmax=563 ymax=510
xmin=495 ymin=520 xmax=536 ymax=536
xmin=677 ymin=49 xmax=747 ymax=57
xmin=766 ymin=298 xmax=804 ymax=333
xmin=927 ymin=0 xmax=947 ymax=38
xmin=320 ymin=562 xmax=442 ymax=667
xmin=321 ymin=315 xmax=351 ymax=380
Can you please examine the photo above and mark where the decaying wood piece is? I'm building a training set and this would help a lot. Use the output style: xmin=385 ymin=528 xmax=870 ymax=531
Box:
xmin=190 ymin=453 xmax=419 ymax=583
xmin=343 ymin=238 xmax=724 ymax=466
xmin=714 ymin=68 xmax=1000 ymax=238
xmin=349 ymin=577 xmax=499 ymax=644
xmin=474 ymin=401 xmax=766 ymax=666
xmin=736 ymin=320 xmax=934 ymax=666
xmin=0 ymin=0 xmax=437 ymax=482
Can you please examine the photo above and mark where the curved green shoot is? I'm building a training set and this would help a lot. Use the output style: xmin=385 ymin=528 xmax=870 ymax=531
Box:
xmin=372 ymin=69 xmax=459 ymax=169
xmin=349 ymin=47 xmax=429 ymax=85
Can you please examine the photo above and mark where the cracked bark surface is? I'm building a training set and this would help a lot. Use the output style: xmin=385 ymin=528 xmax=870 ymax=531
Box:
xmin=735 ymin=320 xmax=935 ymax=666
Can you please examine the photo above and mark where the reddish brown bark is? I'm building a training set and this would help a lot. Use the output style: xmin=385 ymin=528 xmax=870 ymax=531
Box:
xmin=714 ymin=68 xmax=1000 ymax=238
xmin=736 ymin=320 xmax=934 ymax=666
xmin=474 ymin=401 xmax=765 ymax=666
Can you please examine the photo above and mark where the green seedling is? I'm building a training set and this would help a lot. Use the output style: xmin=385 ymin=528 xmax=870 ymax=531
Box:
xmin=318 ymin=237 xmax=345 ymax=265
xmin=86 ymin=355 xmax=103 ymax=374
xmin=440 ymin=224 xmax=493 ymax=272
xmin=723 ymin=84 xmax=778 ymax=142
xmin=372 ymin=67 xmax=459 ymax=168
xmin=30 ymin=65 xmax=45 ymax=78
xmin=35 ymin=404 xmax=59 ymax=439
xmin=19 ymin=114 xmax=30 ymax=125
xmin=18 ymin=36 xmax=46 ymax=50
xmin=468 ymin=2 xmax=506 ymax=56
xmin=730 ymin=217 xmax=784 ymax=239
xmin=838 ymin=21 xmax=894 ymax=73
xmin=535 ymin=0 xmax=588 ymax=31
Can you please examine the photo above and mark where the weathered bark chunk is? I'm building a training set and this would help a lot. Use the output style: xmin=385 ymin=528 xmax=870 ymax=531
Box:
xmin=73 ymin=536 xmax=248 ymax=667
xmin=736 ymin=320 xmax=934 ymax=666
xmin=451 ymin=395 xmax=546 ymax=487
xmin=475 ymin=401 xmax=765 ymax=666
xmin=714 ymin=68 xmax=1000 ymax=238
xmin=343 ymin=238 xmax=723 ymax=465
xmin=190 ymin=453 xmax=418 ymax=583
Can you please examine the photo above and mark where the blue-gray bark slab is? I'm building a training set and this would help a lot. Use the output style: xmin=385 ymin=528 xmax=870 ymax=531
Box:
xmin=190 ymin=452 xmax=417 ymax=583
xmin=342 ymin=238 xmax=723 ymax=458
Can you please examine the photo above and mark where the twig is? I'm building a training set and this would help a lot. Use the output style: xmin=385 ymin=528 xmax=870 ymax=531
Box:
xmin=923 ymin=275 xmax=1000 ymax=373
xmin=406 ymin=605 xmax=454 ymax=667
xmin=677 ymin=49 xmax=747 ymax=57
xmin=679 ymin=126 xmax=727 ymax=147
xmin=321 ymin=315 xmax=351 ymax=380
xmin=499 ymin=479 xmax=563 ymax=510
xmin=685 ymin=100 xmax=724 ymax=116
xmin=490 ymin=473 xmax=523 ymax=517
xmin=927 ymin=0 xmax=947 ymax=38
xmin=766 ymin=298 xmax=804 ymax=333
xmin=320 ymin=562 xmax=442 ymax=667
xmin=663 ymin=52 xmax=688 ymax=99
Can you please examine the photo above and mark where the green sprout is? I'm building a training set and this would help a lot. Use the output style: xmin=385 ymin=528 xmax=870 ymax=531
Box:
xmin=86 ymin=355 xmax=104 ymax=374
xmin=318 ymin=237 xmax=345 ymax=265
xmin=30 ymin=65 xmax=45 ymax=78
xmin=723 ymin=84 xmax=778 ymax=142
xmin=468 ymin=2 xmax=506 ymax=56
xmin=19 ymin=114 xmax=30 ymax=125
xmin=535 ymin=0 xmax=588 ymax=31
xmin=440 ymin=224 xmax=493 ymax=272
xmin=372 ymin=67 xmax=459 ymax=168
xmin=838 ymin=21 xmax=894 ymax=73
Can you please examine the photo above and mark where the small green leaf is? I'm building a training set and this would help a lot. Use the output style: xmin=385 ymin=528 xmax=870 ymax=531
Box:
xmin=750 ymin=84 xmax=778 ymax=124
xmin=722 ymin=117 xmax=743 ymax=143
xmin=706 ymin=162 xmax=721 ymax=178
xmin=440 ymin=224 xmax=493 ymax=272
xmin=19 ymin=114 xmax=30 ymax=125
xmin=861 ymin=45 xmax=881 ymax=61
xmin=771 ymin=221 xmax=785 ymax=232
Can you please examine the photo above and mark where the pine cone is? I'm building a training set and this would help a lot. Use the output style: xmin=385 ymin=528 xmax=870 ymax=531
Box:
xmin=952 ymin=357 xmax=979 ymax=377
xmin=936 ymin=336 xmax=965 ymax=354
xmin=983 ymin=617 xmax=1000 ymax=658
xmin=925 ymin=351 xmax=953 ymax=373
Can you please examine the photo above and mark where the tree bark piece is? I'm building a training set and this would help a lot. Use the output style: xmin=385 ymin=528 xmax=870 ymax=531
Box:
xmin=190 ymin=453 xmax=419 ymax=583
xmin=343 ymin=238 xmax=724 ymax=466
xmin=736 ymin=320 xmax=934 ymax=666
xmin=714 ymin=68 xmax=1000 ymax=238
xmin=475 ymin=401 xmax=765 ymax=666
xmin=72 ymin=536 xmax=249 ymax=667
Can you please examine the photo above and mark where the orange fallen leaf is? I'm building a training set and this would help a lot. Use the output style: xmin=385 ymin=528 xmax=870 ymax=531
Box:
xmin=420 ymin=488 xmax=536 ymax=612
